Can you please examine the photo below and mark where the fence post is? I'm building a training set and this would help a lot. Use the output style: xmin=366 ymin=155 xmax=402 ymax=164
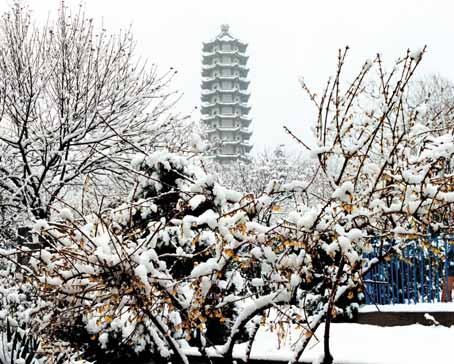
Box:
xmin=444 ymin=239 xmax=449 ymax=303
xmin=405 ymin=246 xmax=411 ymax=304
xmin=413 ymin=246 xmax=418 ymax=304
xmin=419 ymin=249 xmax=424 ymax=303
xmin=399 ymin=256 xmax=405 ymax=303
xmin=435 ymin=237 xmax=440 ymax=302
xmin=428 ymin=240 xmax=433 ymax=303
xmin=390 ymin=256 xmax=395 ymax=304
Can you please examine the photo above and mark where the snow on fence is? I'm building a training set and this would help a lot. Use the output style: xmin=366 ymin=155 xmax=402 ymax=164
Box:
xmin=364 ymin=238 xmax=454 ymax=304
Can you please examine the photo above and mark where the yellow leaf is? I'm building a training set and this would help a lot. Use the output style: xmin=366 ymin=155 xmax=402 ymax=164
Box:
xmin=224 ymin=249 xmax=234 ymax=258
xmin=347 ymin=291 xmax=354 ymax=300
xmin=272 ymin=205 xmax=281 ymax=212
xmin=104 ymin=316 xmax=113 ymax=323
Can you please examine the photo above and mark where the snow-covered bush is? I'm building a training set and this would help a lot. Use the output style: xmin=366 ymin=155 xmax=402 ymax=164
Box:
xmin=22 ymin=150 xmax=343 ymax=363
xmin=6 ymin=47 xmax=454 ymax=364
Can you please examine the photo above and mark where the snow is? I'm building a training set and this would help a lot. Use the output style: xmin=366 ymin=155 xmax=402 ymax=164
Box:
xmin=98 ymin=332 xmax=109 ymax=349
xmin=189 ymin=133 xmax=205 ymax=152
xmin=185 ymin=322 xmax=454 ymax=364
xmin=332 ymin=181 xmax=354 ymax=202
xmin=359 ymin=302 xmax=454 ymax=313
xmin=190 ymin=258 xmax=220 ymax=278
xmin=188 ymin=195 xmax=206 ymax=210
xmin=424 ymin=313 xmax=440 ymax=326
xmin=31 ymin=219 xmax=49 ymax=233
xmin=409 ymin=48 xmax=424 ymax=61
xmin=250 ymin=323 xmax=453 ymax=364
xmin=60 ymin=208 xmax=75 ymax=222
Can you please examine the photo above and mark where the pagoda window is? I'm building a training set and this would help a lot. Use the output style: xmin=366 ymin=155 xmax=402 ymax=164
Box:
xmin=221 ymin=106 xmax=233 ymax=114
xmin=221 ymin=94 xmax=233 ymax=102
xmin=221 ymin=68 xmax=232 ymax=76
xmin=221 ymin=80 xmax=233 ymax=88
xmin=224 ymin=119 xmax=233 ymax=127
xmin=221 ymin=43 xmax=231 ymax=51
xmin=221 ymin=55 xmax=231 ymax=63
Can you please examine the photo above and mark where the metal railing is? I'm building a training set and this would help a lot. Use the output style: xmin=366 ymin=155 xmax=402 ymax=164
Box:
xmin=364 ymin=237 xmax=454 ymax=304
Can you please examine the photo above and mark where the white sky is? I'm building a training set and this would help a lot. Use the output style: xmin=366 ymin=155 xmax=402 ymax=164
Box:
xmin=3 ymin=0 xmax=454 ymax=154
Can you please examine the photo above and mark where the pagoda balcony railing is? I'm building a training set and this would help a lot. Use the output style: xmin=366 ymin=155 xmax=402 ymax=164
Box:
xmin=212 ymin=139 xmax=252 ymax=147
xmin=202 ymin=69 xmax=249 ymax=78
xmin=202 ymin=49 xmax=248 ymax=58
xmin=202 ymin=75 xmax=249 ymax=83
xmin=221 ymin=140 xmax=242 ymax=145
xmin=205 ymin=126 xmax=252 ymax=134
xmin=201 ymin=89 xmax=250 ymax=97
xmin=201 ymin=101 xmax=251 ymax=109
xmin=201 ymin=62 xmax=248 ymax=69
xmin=201 ymin=114 xmax=252 ymax=122
xmin=201 ymin=95 xmax=250 ymax=103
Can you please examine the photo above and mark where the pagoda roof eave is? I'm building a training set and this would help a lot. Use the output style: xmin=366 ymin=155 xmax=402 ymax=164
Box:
xmin=201 ymin=88 xmax=250 ymax=96
xmin=201 ymin=76 xmax=250 ymax=85
xmin=202 ymin=50 xmax=249 ymax=59
xmin=201 ymin=63 xmax=249 ymax=70
xmin=206 ymin=126 xmax=252 ymax=133
xmin=201 ymin=114 xmax=252 ymax=122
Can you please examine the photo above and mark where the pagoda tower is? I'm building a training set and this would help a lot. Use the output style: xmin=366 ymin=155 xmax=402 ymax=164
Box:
xmin=201 ymin=24 xmax=253 ymax=161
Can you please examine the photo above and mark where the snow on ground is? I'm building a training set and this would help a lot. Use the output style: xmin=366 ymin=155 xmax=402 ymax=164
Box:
xmin=185 ymin=322 xmax=454 ymax=364
xmin=359 ymin=302 xmax=454 ymax=313
xmin=239 ymin=322 xmax=453 ymax=363
xmin=301 ymin=323 xmax=453 ymax=364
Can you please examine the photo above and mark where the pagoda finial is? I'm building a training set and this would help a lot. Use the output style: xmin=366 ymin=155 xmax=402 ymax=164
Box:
xmin=220 ymin=24 xmax=229 ymax=33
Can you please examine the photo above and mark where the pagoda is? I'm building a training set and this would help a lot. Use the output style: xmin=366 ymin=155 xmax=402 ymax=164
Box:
xmin=201 ymin=24 xmax=253 ymax=161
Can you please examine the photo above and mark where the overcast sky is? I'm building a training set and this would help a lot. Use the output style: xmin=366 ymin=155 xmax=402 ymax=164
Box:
xmin=3 ymin=0 xmax=454 ymax=154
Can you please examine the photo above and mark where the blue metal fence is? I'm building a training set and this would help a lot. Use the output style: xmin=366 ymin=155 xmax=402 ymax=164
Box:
xmin=364 ymin=237 xmax=453 ymax=304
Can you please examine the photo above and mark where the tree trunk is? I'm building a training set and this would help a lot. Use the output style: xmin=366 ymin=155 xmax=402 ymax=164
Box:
xmin=322 ymin=314 xmax=333 ymax=364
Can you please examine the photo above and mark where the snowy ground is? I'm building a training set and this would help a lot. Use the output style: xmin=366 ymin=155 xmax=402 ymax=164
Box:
xmin=359 ymin=302 xmax=454 ymax=313
xmin=237 ymin=322 xmax=453 ymax=364
xmin=185 ymin=320 xmax=454 ymax=363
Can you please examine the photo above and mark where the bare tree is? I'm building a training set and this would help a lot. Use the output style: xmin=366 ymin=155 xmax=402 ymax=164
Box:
xmin=0 ymin=2 xmax=188 ymax=230
xmin=409 ymin=74 xmax=454 ymax=128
